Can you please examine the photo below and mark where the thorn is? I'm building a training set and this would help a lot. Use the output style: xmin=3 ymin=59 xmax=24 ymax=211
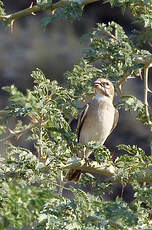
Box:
xmin=16 ymin=134 xmax=22 ymax=140
xmin=148 ymin=88 xmax=152 ymax=94
xmin=148 ymin=42 xmax=152 ymax=47
xmin=29 ymin=1 xmax=36 ymax=15
xmin=31 ymin=114 xmax=38 ymax=123
xmin=127 ymin=75 xmax=136 ymax=79
xmin=72 ymin=141 xmax=74 ymax=148
xmin=52 ymin=10 xmax=55 ymax=15
xmin=10 ymin=19 xmax=15 ymax=33
xmin=117 ymin=84 xmax=123 ymax=96
xmin=148 ymin=105 xmax=152 ymax=110
xmin=111 ymin=151 xmax=116 ymax=161
xmin=29 ymin=2 xmax=34 ymax=8
xmin=139 ymin=69 xmax=143 ymax=80
xmin=8 ymin=128 xmax=16 ymax=134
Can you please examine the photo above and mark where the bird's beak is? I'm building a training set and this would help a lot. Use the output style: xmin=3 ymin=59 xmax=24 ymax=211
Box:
xmin=94 ymin=80 xmax=107 ymax=95
xmin=94 ymin=80 xmax=101 ymax=88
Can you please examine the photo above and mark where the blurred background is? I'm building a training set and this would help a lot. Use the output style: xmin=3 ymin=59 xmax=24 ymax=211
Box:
xmin=0 ymin=0 xmax=151 ymax=155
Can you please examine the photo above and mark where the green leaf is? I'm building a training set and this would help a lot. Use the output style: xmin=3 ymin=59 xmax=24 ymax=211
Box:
xmin=37 ymin=0 xmax=52 ymax=7
xmin=117 ymin=144 xmax=145 ymax=156
xmin=41 ymin=16 xmax=56 ymax=27
xmin=118 ymin=95 xmax=144 ymax=112
xmin=0 ymin=1 xmax=5 ymax=16
xmin=41 ymin=2 xmax=83 ymax=27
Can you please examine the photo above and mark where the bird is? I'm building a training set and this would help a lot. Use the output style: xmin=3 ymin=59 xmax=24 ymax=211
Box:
xmin=65 ymin=78 xmax=119 ymax=182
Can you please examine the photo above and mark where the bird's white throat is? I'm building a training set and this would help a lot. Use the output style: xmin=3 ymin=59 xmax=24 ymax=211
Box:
xmin=94 ymin=94 xmax=108 ymax=102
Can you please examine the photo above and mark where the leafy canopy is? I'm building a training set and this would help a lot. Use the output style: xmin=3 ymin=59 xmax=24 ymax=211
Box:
xmin=0 ymin=1 xmax=152 ymax=230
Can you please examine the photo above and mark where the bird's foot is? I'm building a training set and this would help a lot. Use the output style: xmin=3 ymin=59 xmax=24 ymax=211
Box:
xmin=84 ymin=157 xmax=92 ymax=165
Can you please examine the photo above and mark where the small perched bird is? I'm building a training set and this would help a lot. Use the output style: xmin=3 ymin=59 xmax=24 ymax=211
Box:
xmin=65 ymin=78 xmax=119 ymax=182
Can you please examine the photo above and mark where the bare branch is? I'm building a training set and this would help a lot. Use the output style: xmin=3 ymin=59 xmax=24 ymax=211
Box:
xmin=0 ymin=0 xmax=100 ymax=23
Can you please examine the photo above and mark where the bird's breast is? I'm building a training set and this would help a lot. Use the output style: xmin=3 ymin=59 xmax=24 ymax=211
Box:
xmin=79 ymin=101 xmax=115 ymax=145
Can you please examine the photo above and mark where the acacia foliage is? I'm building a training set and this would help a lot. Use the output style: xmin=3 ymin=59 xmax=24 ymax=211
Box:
xmin=0 ymin=1 xmax=152 ymax=229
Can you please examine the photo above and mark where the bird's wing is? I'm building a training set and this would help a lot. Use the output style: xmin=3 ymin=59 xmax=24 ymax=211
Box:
xmin=110 ymin=108 xmax=119 ymax=133
xmin=77 ymin=103 xmax=89 ymax=143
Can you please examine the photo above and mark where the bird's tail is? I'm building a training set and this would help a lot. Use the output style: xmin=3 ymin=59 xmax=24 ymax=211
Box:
xmin=65 ymin=169 xmax=81 ymax=182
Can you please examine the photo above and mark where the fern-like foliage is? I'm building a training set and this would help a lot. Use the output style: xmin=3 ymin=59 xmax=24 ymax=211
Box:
xmin=0 ymin=1 xmax=152 ymax=229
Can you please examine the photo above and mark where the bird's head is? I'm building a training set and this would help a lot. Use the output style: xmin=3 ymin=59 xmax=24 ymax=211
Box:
xmin=93 ymin=78 xmax=114 ymax=100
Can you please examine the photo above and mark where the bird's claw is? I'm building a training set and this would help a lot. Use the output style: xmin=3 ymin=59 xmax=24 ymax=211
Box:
xmin=84 ymin=157 xmax=92 ymax=165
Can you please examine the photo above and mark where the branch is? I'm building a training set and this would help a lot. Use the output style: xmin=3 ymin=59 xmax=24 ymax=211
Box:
xmin=0 ymin=110 xmax=9 ymax=116
xmin=0 ymin=122 xmax=39 ymax=143
xmin=116 ymin=72 xmax=130 ymax=95
xmin=62 ymin=157 xmax=152 ymax=184
xmin=88 ymin=215 xmax=124 ymax=229
xmin=115 ymin=55 xmax=152 ymax=95
xmin=144 ymin=65 xmax=152 ymax=131
xmin=62 ymin=157 xmax=116 ymax=177
xmin=132 ymin=2 xmax=152 ymax=11
xmin=0 ymin=0 xmax=100 ymax=23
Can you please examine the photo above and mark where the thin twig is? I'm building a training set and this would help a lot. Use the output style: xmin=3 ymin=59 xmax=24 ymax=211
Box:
xmin=0 ymin=122 xmax=39 ymax=143
xmin=57 ymin=170 xmax=65 ymax=195
xmin=108 ymin=220 xmax=124 ymax=229
xmin=39 ymin=118 xmax=43 ymax=158
xmin=115 ymin=55 xmax=152 ymax=95
xmin=0 ymin=0 xmax=100 ymax=23
xmin=0 ymin=110 xmax=9 ymax=116
xmin=144 ymin=65 xmax=152 ymax=131
xmin=88 ymin=215 xmax=124 ymax=229
xmin=10 ymin=19 xmax=15 ymax=33
xmin=116 ymin=72 xmax=130 ymax=95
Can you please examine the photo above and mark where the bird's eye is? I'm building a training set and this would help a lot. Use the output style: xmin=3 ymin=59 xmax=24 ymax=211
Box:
xmin=105 ymin=82 xmax=110 ymax=86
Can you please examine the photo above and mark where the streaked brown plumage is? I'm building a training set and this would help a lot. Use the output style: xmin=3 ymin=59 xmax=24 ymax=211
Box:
xmin=65 ymin=78 xmax=118 ymax=182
